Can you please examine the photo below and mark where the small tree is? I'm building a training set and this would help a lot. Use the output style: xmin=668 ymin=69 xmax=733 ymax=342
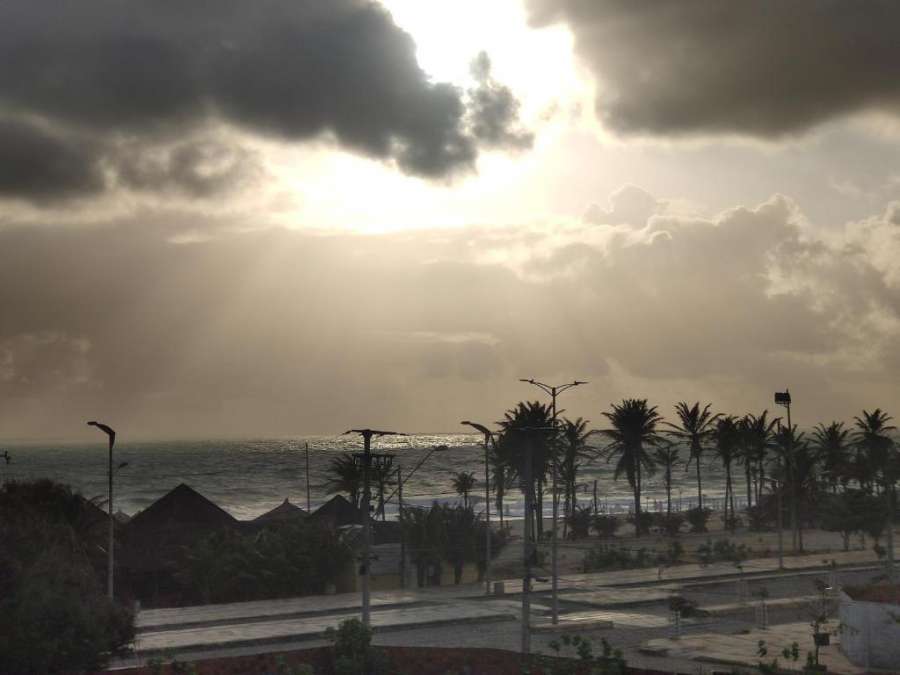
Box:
xmin=450 ymin=471 xmax=477 ymax=509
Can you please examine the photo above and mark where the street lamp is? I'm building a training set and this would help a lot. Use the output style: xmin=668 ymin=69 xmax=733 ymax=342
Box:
xmin=87 ymin=420 xmax=118 ymax=599
xmin=344 ymin=428 xmax=404 ymax=626
xmin=519 ymin=378 xmax=588 ymax=625
xmin=774 ymin=390 xmax=798 ymax=553
xmin=461 ymin=420 xmax=496 ymax=596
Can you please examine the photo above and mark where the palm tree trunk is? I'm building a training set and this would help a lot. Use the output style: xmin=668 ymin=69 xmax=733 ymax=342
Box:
xmin=745 ymin=462 xmax=752 ymax=510
xmin=725 ymin=463 xmax=733 ymax=531
xmin=635 ymin=459 xmax=644 ymax=535
xmin=666 ymin=463 xmax=672 ymax=516
xmin=695 ymin=453 xmax=703 ymax=510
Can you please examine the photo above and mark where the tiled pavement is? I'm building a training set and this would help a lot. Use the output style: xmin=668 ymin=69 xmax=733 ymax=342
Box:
xmin=136 ymin=603 xmax=516 ymax=654
xmin=640 ymin=622 xmax=888 ymax=674
xmin=116 ymin=544 xmax=898 ymax=672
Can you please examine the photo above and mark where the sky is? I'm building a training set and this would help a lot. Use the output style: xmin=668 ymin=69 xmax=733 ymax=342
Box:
xmin=2 ymin=0 xmax=900 ymax=440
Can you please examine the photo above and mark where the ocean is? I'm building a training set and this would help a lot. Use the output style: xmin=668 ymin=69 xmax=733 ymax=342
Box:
xmin=1 ymin=434 xmax=736 ymax=520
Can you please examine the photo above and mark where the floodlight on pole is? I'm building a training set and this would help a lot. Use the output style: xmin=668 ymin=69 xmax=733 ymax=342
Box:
xmin=774 ymin=390 xmax=798 ymax=555
xmin=519 ymin=378 xmax=588 ymax=626
xmin=343 ymin=428 xmax=405 ymax=627
xmin=87 ymin=420 xmax=117 ymax=599
xmin=462 ymin=420 xmax=496 ymax=596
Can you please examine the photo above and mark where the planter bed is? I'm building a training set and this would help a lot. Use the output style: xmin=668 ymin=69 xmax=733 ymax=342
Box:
xmin=98 ymin=646 xmax=688 ymax=675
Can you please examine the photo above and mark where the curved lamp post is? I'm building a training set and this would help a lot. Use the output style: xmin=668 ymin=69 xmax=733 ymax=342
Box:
xmin=87 ymin=420 xmax=117 ymax=599
xmin=461 ymin=420 xmax=495 ymax=596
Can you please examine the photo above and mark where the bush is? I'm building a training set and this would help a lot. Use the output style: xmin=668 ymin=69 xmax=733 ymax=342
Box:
xmin=179 ymin=520 xmax=352 ymax=603
xmin=592 ymin=514 xmax=619 ymax=538
xmin=697 ymin=538 xmax=749 ymax=566
xmin=582 ymin=545 xmax=655 ymax=572
xmin=629 ymin=511 xmax=654 ymax=534
xmin=325 ymin=618 xmax=386 ymax=675
xmin=566 ymin=505 xmax=593 ymax=539
xmin=0 ymin=481 xmax=135 ymax=674
xmin=686 ymin=506 xmax=713 ymax=533
xmin=747 ymin=504 xmax=774 ymax=531
xmin=655 ymin=512 xmax=685 ymax=536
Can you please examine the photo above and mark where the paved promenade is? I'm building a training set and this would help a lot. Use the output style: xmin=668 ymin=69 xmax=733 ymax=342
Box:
xmin=112 ymin=542 xmax=898 ymax=673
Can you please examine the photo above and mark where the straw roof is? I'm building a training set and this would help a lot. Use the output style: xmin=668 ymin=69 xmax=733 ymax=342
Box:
xmin=253 ymin=498 xmax=308 ymax=523
xmin=127 ymin=483 xmax=237 ymax=532
xmin=311 ymin=494 xmax=361 ymax=528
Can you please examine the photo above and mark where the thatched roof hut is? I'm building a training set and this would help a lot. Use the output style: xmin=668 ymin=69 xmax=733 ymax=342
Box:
xmin=253 ymin=498 xmax=308 ymax=523
xmin=311 ymin=494 xmax=361 ymax=528
xmin=127 ymin=483 xmax=237 ymax=532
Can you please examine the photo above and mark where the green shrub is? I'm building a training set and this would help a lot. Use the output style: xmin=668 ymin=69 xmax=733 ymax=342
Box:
xmin=566 ymin=505 xmax=593 ymax=539
xmin=686 ymin=506 xmax=713 ymax=533
xmin=325 ymin=618 xmax=386 ymax=675
xmin=0 ymin=481 xmax=135 ymax=674
xmin=592 ymin=514 xmax=619 ymax=538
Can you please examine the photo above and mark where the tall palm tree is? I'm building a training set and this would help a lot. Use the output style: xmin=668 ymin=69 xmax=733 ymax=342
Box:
xmin=712 ymin=416 xmax=740 ymax=530
xmin=600 ymin=399 xmax=663 ymax=535
xmin=653 ymin=442 xmax=681 ymax=516
xmin=488 ymin=436 xmax=515 ymax=530
xmin=666 ymin=402 xmax=719 ymax=510
xmin=811 ymin=421 xmax=851 ymax=493
xmin=852 ymin=409 xmax=897 ymax=573
xmin=325 ymin=453 xmax=363 ymax=509
xmin=742 ymin=411 xmax=780 ymax=505
xmin=497 ymin=401 xmax=555 ymax=540
xmin=771 ymin=425 xmax=821 ymax=552
xmin=451 ymin=471 xmax=477 ymax=509
xmin=559 ymin=417 xmax=593 ymax=536
xmin=853 ymin=409 xmax=896 ymax=494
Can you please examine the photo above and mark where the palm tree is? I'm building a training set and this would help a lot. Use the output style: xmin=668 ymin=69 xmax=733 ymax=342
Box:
xmin=653 ymin=442 xmax=681 ymax=516
xmin=497 ymin=401 xmax=555 ymax=540
xmin=451 ymin=471 xmax=477 ymax=509
xmin=600 ymin=399 xmax=663 ymax=535
xmin=325 ymin=453 xmax=363 ymax=509
xmin=811 ymin=421 xmax=851 ymax=493
xmin=712 ymin=416 xmax=740 ymax=531
xmin=771 ymin=425 xmax=821 ymax=551
xmin=488 ymin=436 xmax=515 ymax=530
xmin=559 ymin=417 xmax=593 ymax=537
xmin=742 ymin=411 xmax=780 ymax=505
xmin=852 ymin=409 xmax=897 ymax=573
xmin=853 ymin=409 xmax=896 ymax=493
xmin=666 ymin=402 xmax=719 ymax=510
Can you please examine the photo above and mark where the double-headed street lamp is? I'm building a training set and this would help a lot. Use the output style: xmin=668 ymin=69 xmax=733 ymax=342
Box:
xmin=344 ymin=428 xmax=404 ymax=626
xmin=519 ymin=378 xmax=588 ymax=626
xmin=461 ymin=420 xmax=495 ymax=596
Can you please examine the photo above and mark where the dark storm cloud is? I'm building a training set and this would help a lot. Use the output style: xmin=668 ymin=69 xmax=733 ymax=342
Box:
xmin=0 ymin=119 xmax=106 ymax=201
xmin=0 ymin=0 xmax=531 ymax=189
xmin=467 ymin=52 xmax=534 ymax=150
xmin=527 ymin=0 xmax=900 ymax=136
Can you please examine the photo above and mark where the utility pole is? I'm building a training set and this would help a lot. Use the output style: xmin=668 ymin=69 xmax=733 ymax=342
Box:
xmin=345 ymin=428 xmax=402 ymax=626
xmin=522 ymin=438 xmax=533 ymax=659
xmin=519 ymin=378 xmax=588 ymax=626
xmin=305 ymin=442 xmax=311 ymax=513
xmin=593 ymin=479 xmax=598 ymax=515
xmin=88 ymin=421 xmax=117 ymax=599
xmin=398 ymin=466 xmax=406 ymax=589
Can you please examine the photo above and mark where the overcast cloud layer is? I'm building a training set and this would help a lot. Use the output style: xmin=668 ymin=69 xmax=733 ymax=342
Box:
xmin=0 ymin=0 xmax=530 ymax=203
xmin=3 ymin=189 xmax=899 ymax=438
xmin=528 ymin=0 xmax=900 ymax=136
